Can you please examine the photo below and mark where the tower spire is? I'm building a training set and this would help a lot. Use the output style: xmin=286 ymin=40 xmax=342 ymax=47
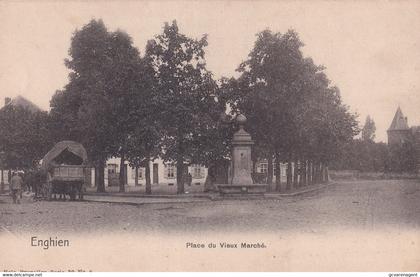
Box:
xmin=388 ymin=106 xmax=409 ymax=131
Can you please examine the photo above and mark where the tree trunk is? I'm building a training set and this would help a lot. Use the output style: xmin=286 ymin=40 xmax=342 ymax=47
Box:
xmin=0 ymin=169 xmax=4 ymax=193
xmin=286 ymin=160 xmax=292 ymax=190
xmin=312 ymin=161 xmax=316 ymax=184
xmin=293 ymin=159 xmax=299 ymax=188
xmin=267 ymin=154 xmax=273 ymax=188
xmin=308 ymin=161 xmax=312 ymax=185
xmin=145 ymin=158 xmax=151 ymax=195
xmin=204 ymin=164 xmax=216 ymax=192
xmin=176 ymin=156 xmax=184 ymax=194
xmin=275 ymin=152 xmax=281 ymax=192
xmin=325 ymin=165 xmax=329 ymax=183
xmin=134 ymin=165 xmax=139 ymax=186
xmin=314 ymin=161 xmax=320 ymax=184
xmin=320 ymin=163 xmax=323 ymax=183
xmin=96 ymin=159 xmax=106 ymax=193
xmin=311 ymin=161 xmax=316 ymax=184
xmin=252 ymin=158 xmax=258 ymax=177
xmin=119 ymin=153 xmax=125 ymax=192
xmin=95 ymin=165 xmax=99 ymax=187
xmin=321 ymin=163 xmax=328 ymax=183
xmin=300 ymin=160 xmax=307 ymax=186
xmin=318 ymin=162 xmax=322 ymax=184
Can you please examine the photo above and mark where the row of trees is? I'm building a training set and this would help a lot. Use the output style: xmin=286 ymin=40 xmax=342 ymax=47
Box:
xmin=227 ymin=30 xmax=358 ymax=190
xmin=331 ymin=116 xmax=419 ymax=173
xmin=1 ymin=19 xmax=360 ymax=193
xmin=50 ymin=20 xmax=232 ymax=194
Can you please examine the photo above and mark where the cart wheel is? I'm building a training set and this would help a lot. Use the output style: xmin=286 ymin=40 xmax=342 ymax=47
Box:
xmin=69 ymin=190 xmax=76 ymax=201
xmin=69 ymin=185 xmax=76 ymax=201
xmin=69 ymin=192 xmax=76 ymax=201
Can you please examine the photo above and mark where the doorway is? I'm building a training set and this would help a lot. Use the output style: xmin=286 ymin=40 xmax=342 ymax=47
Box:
xmin=153 ymin=163 xmax=159 ymax=184
xmin=107 ymin=164 xmax=118 ymax=186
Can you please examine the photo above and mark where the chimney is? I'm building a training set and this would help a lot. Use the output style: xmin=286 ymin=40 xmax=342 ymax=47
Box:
xmin=4 ymin=97 xmax=11 ymax=106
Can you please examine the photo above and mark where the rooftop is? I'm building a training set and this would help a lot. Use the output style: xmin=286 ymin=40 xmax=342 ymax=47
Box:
xmin=2 ymin=95 xmax=42 ymax=113
xmin=388 ymin=107 xmax=409 ymax=131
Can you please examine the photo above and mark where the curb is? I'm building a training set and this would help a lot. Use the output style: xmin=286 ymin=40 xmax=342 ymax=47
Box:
xmin=83 ymin=199 xmax=208 ymax=206
xmin=265 ymin=182 xmax=337 ymax=198
xmin=84 ymin=192 xmax=215 ymax=199
xmin=82 ymin=182 xmax=336 ymax=205
xmin=0 ymin=183 xmax=336 ymax=205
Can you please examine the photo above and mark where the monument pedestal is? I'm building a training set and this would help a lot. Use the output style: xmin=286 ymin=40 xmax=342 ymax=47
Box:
xmin=217 ymin=114 xmax=267 ymax=196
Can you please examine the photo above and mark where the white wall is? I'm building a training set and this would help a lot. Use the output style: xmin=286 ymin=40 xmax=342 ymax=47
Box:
xmin=89 ymin=157 xmax=208 ymax=192
xmin=1 ymin=170 xmax=9 ymax=184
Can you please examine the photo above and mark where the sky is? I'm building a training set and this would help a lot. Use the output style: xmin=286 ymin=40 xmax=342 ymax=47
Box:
xmin=1 ymin=0 xmax=419 ymax=142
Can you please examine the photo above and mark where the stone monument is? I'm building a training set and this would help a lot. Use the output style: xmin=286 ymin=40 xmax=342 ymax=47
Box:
xmin=217 ymin=114 xmax=267 ymax=195
xmin=231 ymin=114 xmax=254 ymax=185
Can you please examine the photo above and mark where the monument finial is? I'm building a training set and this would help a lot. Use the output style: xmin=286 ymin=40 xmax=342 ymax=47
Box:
xmin=236 ymin=114 xmax=247 ymax=129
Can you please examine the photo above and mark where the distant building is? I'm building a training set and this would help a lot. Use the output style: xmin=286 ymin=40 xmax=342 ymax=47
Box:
xmin=93 ymin=157 xmax=208 ymax=193
xmin=387 ymin=107 xmax=420 ymax=173
xmin=387 ymin=107 xmax=420 ymax=146
xmin=2 ymin=95 xmax=42 ymax=113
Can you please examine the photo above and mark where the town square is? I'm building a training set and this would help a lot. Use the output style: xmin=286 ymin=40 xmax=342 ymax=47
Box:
xmin=0 ymin=0 xmax=419 ymax=273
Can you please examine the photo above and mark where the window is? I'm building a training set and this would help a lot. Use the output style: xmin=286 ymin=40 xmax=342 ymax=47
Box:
xmin=165 ymin=164 xmax=175 ymax=179
xmin=107 ymin=164 xmax=117 ymax=175
xmin=281 ymin=165 xmax=286 ymax=177
xmin=131 ymin=167 xmax=144 ymax=179
xmin=259 ymin=163 xmax=268 ymax=174
xmin=192 ymin=165 xmax=204 ymax=179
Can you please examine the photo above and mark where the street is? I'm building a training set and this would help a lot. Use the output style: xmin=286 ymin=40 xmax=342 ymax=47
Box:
xmin=1 ymin=179 xmax=420 ymax=235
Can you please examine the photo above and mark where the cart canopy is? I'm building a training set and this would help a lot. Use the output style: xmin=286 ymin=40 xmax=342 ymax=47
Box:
xmin=41 ymin=141 xmax=88 ymax=171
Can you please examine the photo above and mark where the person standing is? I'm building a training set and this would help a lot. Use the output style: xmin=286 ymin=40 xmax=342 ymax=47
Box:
xmin=10 ymin=172 xmax=23 ymax=204
xmin=187 ymin=172 xmax=192 ymax=186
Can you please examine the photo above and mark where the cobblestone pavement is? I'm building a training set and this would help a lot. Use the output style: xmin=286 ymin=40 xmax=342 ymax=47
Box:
xmin=1 ymin=179 xmax=419 ymax=235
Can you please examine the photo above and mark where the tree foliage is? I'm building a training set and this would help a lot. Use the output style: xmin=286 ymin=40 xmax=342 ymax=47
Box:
xmin=0 ymin=105 xmax=52 ymax=170
xmin=50 ymin=19 xmax=147 ymax=192
xmin=229 ymin=29 xmax=359 ymax=189
xmin=362 ymin=115 xmax=376 ymax=142
xmin=145 ymin=21 xmax=219 ymax=193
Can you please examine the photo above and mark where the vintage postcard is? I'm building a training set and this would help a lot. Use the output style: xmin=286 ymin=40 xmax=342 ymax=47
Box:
xmin=0 ymin=0 xmax=419 ymax=273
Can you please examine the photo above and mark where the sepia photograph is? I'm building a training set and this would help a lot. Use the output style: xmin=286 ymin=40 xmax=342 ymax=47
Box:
xmin=0 ymin=0 xmax=419 ymax=274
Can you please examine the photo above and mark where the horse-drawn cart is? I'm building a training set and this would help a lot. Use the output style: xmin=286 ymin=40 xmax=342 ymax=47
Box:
xmin=41 ymin=141 xmax=88 ymax=201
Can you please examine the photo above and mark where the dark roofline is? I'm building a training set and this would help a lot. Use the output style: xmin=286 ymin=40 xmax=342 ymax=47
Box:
xmin=2 ymin=95 xmax=43 ymax=113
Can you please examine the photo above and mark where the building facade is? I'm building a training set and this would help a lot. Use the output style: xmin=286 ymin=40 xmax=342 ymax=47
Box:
xmin=88 ymin=158 xmax=208 ymax=193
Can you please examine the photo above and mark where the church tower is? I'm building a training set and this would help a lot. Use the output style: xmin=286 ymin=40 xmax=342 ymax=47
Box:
xmin=387 ymin=107 xmax=410 ymax=145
